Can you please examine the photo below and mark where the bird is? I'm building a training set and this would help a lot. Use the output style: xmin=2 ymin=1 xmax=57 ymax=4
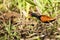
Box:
xmin=30 ymin=13 xmax=56 ymax=23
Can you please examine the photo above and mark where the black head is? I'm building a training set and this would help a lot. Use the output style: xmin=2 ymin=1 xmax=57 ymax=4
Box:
xmin=30 ymin=13 xmax=41 ymax=19
xmin=30 ymin=13 xmax=37 ymax=17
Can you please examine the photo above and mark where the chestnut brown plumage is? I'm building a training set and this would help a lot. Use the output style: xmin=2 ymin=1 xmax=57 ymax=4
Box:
xmin=30 ymin=13 xmax=56 ymax=23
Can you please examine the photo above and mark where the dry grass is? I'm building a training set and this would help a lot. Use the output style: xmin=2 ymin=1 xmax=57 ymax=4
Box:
xmin=0 ymin=0 xmax=60 ymax=40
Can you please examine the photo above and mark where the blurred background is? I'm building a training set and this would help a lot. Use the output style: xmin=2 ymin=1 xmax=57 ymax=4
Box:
xmin=0 ymin=0 xmax=60 ymax=40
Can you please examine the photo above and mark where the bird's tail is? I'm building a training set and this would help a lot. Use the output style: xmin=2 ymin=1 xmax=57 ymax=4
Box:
xmin=50 ymin=18 xmax=56 ymax=22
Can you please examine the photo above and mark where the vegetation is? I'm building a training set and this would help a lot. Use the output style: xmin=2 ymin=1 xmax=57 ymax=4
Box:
xmin=0 ymin=0 xmax=60 ymax=40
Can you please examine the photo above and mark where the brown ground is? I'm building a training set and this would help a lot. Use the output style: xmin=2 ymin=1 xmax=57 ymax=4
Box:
xmin=0 ymin=11 xmax=60 ymax=40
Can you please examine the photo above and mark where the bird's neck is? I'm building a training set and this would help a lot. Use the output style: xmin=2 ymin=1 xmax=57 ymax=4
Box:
xmin=36 ymin=16 xmax=41 ymax=20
